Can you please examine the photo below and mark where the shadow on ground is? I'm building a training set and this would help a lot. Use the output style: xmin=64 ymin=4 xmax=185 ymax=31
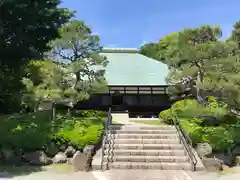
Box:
xmin=0 ymin=165 xmax=43 ymax=178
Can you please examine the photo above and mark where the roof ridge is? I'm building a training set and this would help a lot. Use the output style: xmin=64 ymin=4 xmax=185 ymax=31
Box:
xmin=102 ymin=47 xmax=138 ymax=53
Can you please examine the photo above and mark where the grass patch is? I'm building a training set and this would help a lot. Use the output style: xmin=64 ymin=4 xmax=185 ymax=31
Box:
xmin=130 ymin=120 xmax=164 ymax=126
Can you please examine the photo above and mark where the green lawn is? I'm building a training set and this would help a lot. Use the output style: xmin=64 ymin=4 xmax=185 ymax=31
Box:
xmin=130 ymin=119 xmax=163 ymax=126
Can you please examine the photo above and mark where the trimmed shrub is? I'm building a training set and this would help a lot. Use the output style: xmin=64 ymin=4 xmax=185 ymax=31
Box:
xmin=201 ymin=126 xmax=234 ymax=152
xmin=181 ymin=120 xmax=204 ymax=146
xmin=0 ymin=111 xmax=53 ymax=151
xmin=159 ymin=109 xmax=174 ymax=124
xmin=227 ymin=124 xmax=240 ymax=144
xmin=171 ymin=99 xmax=209 ymax=119
xmin=181 ymin=119 xmax=234 ymax=151
xmin=0 ymin=110 xmax=106 ymax=152
xmin=74 ymin=110 xmax=107 ymax=118
xmin=54 ymin=118 xmax=104 ymax=148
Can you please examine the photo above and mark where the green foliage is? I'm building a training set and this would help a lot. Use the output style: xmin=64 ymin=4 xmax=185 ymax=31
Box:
xmin=159 ymin=109 xmax=174 ymax=124
xmin=181 ymin=120 xmax=204 ymax=146
xmin=0 ymin=111 xmax=53 ymax=150
xmin=139 ymin=43 xmax=161 ymax=61
xmin=74 ymin=110 xmax=108 ymax=118
xmin=169 ymin=98 xmax=229 ymax=121
xmin=171 ymin=99 xmax=209 ymax=119
xmin=161 ymin=98 xmax=239 ymax=152
xmin=0 ymin=0 xmax=73 ymax=113
xmin=54 ymin=118 xmax=104 ymax=148
xmin=227 ymin=124 xmax=240 ymax=144
xmin=201 ymin=126 xmax=234 ymax=151
xmin=0 ymin=110 xmax=106 ymax=151
xmin=181 ymin=120 xmax=234 ymax=151
xmin=50 ymin=20 xmax=108 ymax=94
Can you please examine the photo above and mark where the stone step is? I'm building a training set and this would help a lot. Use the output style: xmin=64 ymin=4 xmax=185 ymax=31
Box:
xmin=109 ymin=129 xmax=177 ymax=134
xmin=106 ymin=162 xmax=192 ymax=170
xmin=106 ymin=138 xmax=180 ymax=144
xmin=104 ymin=144 xmax=184 ymax=150
xmin=109 ymin=125 xmax=175 ymax=130
xmin=104 ymin=149 xmax=186 ymax=156
xmin=111 ymin=133 xmax=179 ymax=139
xmin=103 ymin=155 xmax=189 ymax=163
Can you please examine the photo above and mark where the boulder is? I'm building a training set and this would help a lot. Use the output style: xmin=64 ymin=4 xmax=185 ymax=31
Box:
xmin=45 ymin=142 xmax=59 ymax=157
xmin=59 ymin=144 xmax=67 ymax=152
xmin=72 ymin=151 xmax=92 ymax=172
xmin=23 ymin=151 xmax=52 ymax=165
xmin=209 ymin=153 xmax=233 ymax=166
xmin=64 ymin=146 xmax=76 ymax=157
xmin=202 ymin=158 xmax=223 ymax=172
xmin=52 ymin=152 xmax=67 ymax=164
xmin=196 ymin=143 xmax=212 ymax=158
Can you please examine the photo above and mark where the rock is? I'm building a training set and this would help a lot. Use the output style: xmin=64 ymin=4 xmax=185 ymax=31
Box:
xmin=64 ymin=146 xmax=76 ymax=157
xmin=202 ymin=158 xmax=223 ymax=172
xmin=23 ymin=151 xmax=52 ymax=165
xmin=236 ymin=156 xmax=240 ymax=165
xmin=52 ymin=152 xmax=67 ymax=164
xmin=232 ymin=146 xmax=240 ymax=156
xmin=45 ymin=142 xmax=59 ymax=157
xmin=83 ymin=145 xmax=95 ymax=156
xmin=59 ymin=144 xmax=67 ymax=152
xmin=196 ymin=143 xmax=212 ymax=157
xmin=209 ymin=153 xmax=233 ymax=166
xmin=72 ymin=151 xmax=92 ymax=172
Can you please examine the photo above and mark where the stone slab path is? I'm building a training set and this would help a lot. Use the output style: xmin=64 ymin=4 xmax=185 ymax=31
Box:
xmin=2 ymin=170 xmax=240 ymax=180
xmin=93 ymin=170 xmax=193 ymax=180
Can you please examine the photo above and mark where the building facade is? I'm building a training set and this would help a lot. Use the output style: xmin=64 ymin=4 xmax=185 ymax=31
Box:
xmin=75 ymin=48 xmax=171 ymax=116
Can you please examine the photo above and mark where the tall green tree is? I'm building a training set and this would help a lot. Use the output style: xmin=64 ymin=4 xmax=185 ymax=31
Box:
xmin=167 ymin=25 xmax=240 ymax=108
xmin=50 ymin=20 xmax=108 ymax=107
xmin=139 ymin=43 xmax=160 ymax=60
xmin=22 ymin=59 xmax=83 ymax=118
xmin=0 ymin=0 xmax=73 ymax=113
xmin=230 ymin=21 xmax=240 ymax=47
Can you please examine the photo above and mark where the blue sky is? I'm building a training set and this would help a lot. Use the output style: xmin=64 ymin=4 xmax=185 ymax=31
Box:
xmin=61 ymin=0 xmax=239 ymax=48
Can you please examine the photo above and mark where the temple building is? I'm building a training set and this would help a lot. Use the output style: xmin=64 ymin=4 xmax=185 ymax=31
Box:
xmin=76 ymin=48 xmax=171 ymax=117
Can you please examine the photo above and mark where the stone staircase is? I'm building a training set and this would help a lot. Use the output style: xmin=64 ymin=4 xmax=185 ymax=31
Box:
xmin=101 ymin=124 xmax=203 ymax=170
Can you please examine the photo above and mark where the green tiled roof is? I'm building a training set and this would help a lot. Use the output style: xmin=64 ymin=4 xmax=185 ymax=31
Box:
xmin=100 ymin=48 xmax=169 ymax=86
